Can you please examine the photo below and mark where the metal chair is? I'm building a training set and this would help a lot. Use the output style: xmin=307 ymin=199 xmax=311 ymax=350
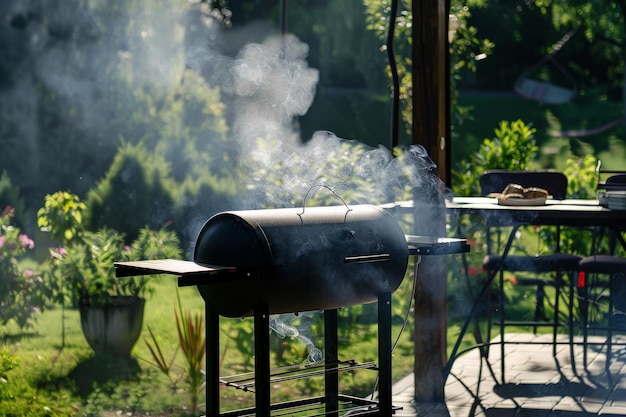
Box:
xmin=578 ymin=255 xmax=626 ymax=373
xmin=598 ymin=173 xmax=626 ymax=191
xmin=479 ymin=170 xmax=582 ymax=382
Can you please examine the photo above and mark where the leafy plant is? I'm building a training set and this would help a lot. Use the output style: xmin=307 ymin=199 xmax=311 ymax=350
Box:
xmin=38 ymin=190 xmax=183 ymax=308
xmin=0 ymin=346 xmax=19 ymax=382
xmin=142 ymin=289 xmax=206 ymax=414
xmin=0 ymin=206 xmax=50 ymax=328
xmin=37 ymin=191 xmax=87 ymax=244
xmin=452 ymin=119 xmax=538 ymax=196
xmin=47 ymin=227 xmax=181 ymax=308
xmin=564 ymin=154 xmax=599 ymax=199
xmin=0 ymin=171 xmax=26 ymax=229
xmin=174 ymin=291 xmax=206 ymax=415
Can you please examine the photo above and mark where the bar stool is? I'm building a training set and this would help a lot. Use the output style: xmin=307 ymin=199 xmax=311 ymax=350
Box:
xmin=578 ymin=255 xmax=626 ymax=372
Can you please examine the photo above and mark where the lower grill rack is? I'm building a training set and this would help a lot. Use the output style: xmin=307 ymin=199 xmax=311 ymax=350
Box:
xmin=220 ymin=360 xmax=379 ymax=393
xmin=218 ymin=395 xmax=402 ymax=416
xmin=218 ymin=360 xmax=398 ymax=416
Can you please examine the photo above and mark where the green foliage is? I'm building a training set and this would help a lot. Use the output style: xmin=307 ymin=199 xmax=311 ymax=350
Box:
xmin=0 ymin=206 xmax=50 ymax=328
xmin=563 ymin=154 xmax=599 ymax=199
xmin=222 ymin=319 xmax=255 ymax=371
xmin=0 ymin=346 xmax=76 ymax=417
xmin=0 ymin=171 xmax=26 ymax=229
xmin=545 ymin=0 xmax=625 ymax=94
xmin=0 ymin=346 xmax=19 ymax=381
xmin=85 ymin=142 xmax=177 ymax=243
xmin=560 ymin=154 xmax=605 ymax=254
xmin=37 ymin=191 xmax=87 ymax=244
xmin=142 ymin=289 xmax=206 ymax=414
xmin=452 ymin=120 xmax=538 ymax=196
xmin=143 ymin=325 xmax=177 ymax=381
xmin=152 ymin=70 xmax=232 ymax=182
xmin=174 ymin=291 xmax=206 ymax=415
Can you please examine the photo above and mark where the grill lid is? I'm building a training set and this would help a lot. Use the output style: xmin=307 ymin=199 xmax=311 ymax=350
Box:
xmin=193 ymin=204 xmax=409 ymax=317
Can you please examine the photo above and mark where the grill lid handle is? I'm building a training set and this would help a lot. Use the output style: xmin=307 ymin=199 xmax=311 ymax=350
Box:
xmin=344 ymin=253 xmax=391 ymax=264
xmin=297 ymin=185 xmax=352 ymax=223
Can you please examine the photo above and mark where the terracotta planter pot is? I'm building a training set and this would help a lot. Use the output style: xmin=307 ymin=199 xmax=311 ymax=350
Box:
xmin=79 ymin=296 xmax=145 ymax=357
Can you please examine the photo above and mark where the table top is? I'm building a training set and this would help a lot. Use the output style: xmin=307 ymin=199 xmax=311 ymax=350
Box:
xmin=446 ymin=197 xmax=626 ymax=227
xmin=387 ymin=197 xmax=626 ymax=227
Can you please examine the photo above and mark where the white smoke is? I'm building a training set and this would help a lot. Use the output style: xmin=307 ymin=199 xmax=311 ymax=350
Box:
xmin=270 ymin=313 xmax=323 ymax=364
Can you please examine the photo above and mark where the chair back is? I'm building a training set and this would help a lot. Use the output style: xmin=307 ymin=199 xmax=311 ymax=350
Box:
xmin=479 ymin=170 xmax=568 ymax=200
xmin=606 ymin=174 xmax=626 ymax=184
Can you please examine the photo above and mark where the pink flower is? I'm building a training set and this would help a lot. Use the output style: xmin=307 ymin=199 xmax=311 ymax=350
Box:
xmin=19 ymin=234 xmax=34 ymax=249
xmin=57 ymin=247 xmax=67 ymax=256
xmin=23 ymin=269 xmax=34 ymax=277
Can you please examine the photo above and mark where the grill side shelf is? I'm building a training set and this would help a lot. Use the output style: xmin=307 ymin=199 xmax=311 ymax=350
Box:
xmin=114 ymin=259 xmax=237 ymax=280
xmin=405 ymin=235 xmax=470 ymax=256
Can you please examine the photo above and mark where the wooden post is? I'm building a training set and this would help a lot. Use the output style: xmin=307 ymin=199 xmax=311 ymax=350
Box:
xmin=411 ymin=0 xmax=450 ymax=403
xmin=412 ymin=0 xmax=450 ymax=187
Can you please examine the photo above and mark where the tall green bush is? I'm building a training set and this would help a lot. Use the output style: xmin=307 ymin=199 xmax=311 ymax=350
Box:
xmin=85 ymin=142 xmax=177 ymax=243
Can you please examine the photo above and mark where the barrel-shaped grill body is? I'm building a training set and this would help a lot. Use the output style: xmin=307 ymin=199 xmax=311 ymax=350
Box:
xmin=194 ymin=205 xmax=409 ymax=317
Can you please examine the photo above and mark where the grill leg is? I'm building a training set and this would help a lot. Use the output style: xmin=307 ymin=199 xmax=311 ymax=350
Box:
xmin=206 ymin=306 xmax=220 ymax=417
xmin=254 ymin=303 xmax=271 ymax=417
xmin=378 ymin=292 xmax=392 ymax=416
xmin=324 ymin=309 xmax=339 ymax=414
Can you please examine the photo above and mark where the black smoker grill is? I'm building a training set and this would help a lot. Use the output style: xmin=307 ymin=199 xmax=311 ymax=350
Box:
xmin=115 ymin=204 xmax=468 ymax=416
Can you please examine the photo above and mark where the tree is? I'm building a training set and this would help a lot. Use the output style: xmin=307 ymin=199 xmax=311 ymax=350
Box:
xmin=535 ymin=0 xmax=626 ymax=117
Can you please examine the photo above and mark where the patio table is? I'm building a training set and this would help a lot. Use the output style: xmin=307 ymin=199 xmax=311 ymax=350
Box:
xmin=442 ymin=196 xmax=626 ymax=383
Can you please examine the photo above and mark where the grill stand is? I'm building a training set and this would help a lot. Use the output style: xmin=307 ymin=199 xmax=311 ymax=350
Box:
xmin=113 ymin=235 xmax=469 ymax=415
xmin=206 ymin=292 xmax=396 ymax=416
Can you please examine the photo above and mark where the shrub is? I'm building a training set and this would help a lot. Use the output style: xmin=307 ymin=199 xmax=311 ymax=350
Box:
xmin=0 ymin=206 xmax=50 ymax=328
xmin=85 ymin=142 xmax=177 ymax=243
xmin=452 ymin=119 xmax=538 ymax=196
xmin=0 ymin=171 xmax=26 ymax=230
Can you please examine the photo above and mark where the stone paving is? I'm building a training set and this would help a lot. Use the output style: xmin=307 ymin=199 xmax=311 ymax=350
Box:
xmin=392 ymin=333 xmax=626 ymax=417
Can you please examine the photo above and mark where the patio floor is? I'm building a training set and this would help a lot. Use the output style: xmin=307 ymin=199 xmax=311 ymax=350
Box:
xmin=392 ymin=333 xmax=626 ymax=416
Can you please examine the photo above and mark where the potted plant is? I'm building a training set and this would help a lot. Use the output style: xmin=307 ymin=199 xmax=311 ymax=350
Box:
xmin=51 ymin=227 xmax=181 ymax=356
xmin=39 ymin=191 xmax=182 ymax=356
